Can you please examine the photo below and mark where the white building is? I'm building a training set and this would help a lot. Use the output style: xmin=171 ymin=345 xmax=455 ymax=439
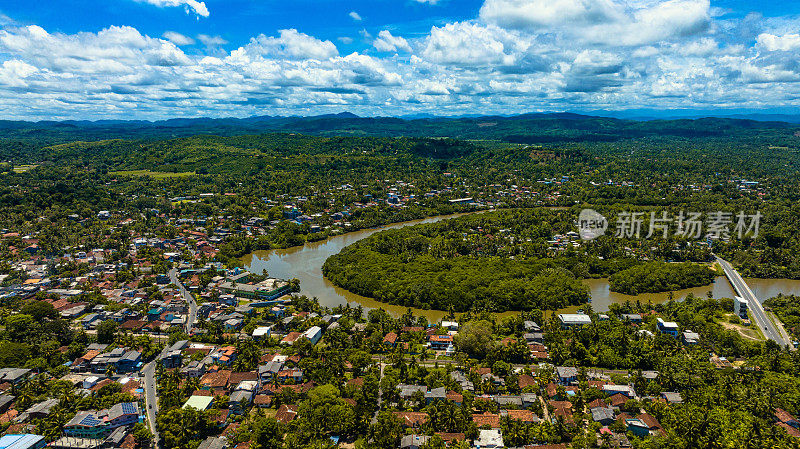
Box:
xmin=82 ymin=376 xmax=100 ymax=389
xmin=302 ymin=326 xmax=322 ymax=345
xmin=734 ymin=296 xmax=749 ymax=320
xmin=252 ymin=326 xmax=272 ymax=340
xmin=441 ymin=321 xmax=459 ymax=331
xmin=558 ymin=313 xmax=592 ymax=329
xmin=475 ymin=429 xmax=504 ymax=448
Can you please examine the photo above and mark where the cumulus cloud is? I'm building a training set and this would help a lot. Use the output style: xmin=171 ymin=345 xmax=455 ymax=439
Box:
xmin=163 ymin=31 xmax=194 ymax=46
xmin=234 ymin=29 xmax=338 ymax=61
xmin=0 ymin=25 xmax=191 ymax=73
xmin=422 ymin=22 xmax=525 ymax=67
xmin=757 ymin=33 xmax=800 ymax=52
xmin=349 ymin=11 xmax=362 ymax=21
xmin=480 ymin=0 xmax=710 ymax=46
xmin=4 ymin=2 xmax=800 ymax=120
xmin=480 ymin=0 xmax=621 ymax=28
xmin=373 ymin=30 xmax=411 ymax=53
xmin=135 ymin=0 xmax=209 ymax=18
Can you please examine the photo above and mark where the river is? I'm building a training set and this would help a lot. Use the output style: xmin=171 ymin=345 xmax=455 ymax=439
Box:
xmin=243 ymin=213 xmax=800 ymax=321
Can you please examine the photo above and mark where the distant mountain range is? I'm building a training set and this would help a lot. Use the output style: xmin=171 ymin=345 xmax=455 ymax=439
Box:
xmin=0 ymin=111 xmax=798 ymax=152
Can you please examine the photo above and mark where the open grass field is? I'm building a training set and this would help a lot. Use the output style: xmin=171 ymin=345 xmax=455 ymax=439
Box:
xmin=12 ymin=164 xmax=38 ymax=173
xmin=111 ymin=170 xmax=195 ymax=178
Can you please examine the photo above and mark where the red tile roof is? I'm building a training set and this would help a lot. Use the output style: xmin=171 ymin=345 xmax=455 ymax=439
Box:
xmin=276 ymin=404 xmax=298 ymax=423
xmin=472 ymin=412 xmax=500 ymax=428
xmin=394 ymin=411 xmax=429 ymax=428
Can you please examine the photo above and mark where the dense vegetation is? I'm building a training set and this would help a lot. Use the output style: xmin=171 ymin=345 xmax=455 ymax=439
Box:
xmin=324 ymin=208 xmax=723 ymax=311
xmin=764 ymin=294 xmax=800 ymax=342
xmin=6 ymin=114 xmax=800 ymax=447
xmin=322 ymin=209 xmax=599 ymax=312
xmin=608 ymin=262 xmax=716 ymax=295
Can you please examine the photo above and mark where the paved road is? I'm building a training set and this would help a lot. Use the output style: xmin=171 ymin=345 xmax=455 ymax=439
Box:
xmin=142 ymin=362 xmax=157 ymax=436
xmin=370 ymin=362 xmax=386 ymax=426
xmin=169 ymin=268 xmax=198 ymax=333
xmin=143 ymin=344 xmax=171 ymax=446
xmin=717 ymin=257 xmax=792 ymax=347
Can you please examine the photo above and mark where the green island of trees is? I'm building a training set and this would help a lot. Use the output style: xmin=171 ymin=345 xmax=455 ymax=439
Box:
xmin=322 ymin=209 xmax=728 ymax=311
xmin=608 ymin=262 xmax=717 ymax=295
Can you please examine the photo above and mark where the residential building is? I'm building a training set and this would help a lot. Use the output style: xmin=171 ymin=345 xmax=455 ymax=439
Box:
xmin=556 ymin=366 xmax=579 ymax=385
xmin=302 ymin=326 xmax=322 ymax=345
xmin=429 ymin=334 xmax=453 ymax=350
xmin=183 ymin=396 xmax=214 ymax=411
xmin=558 ymin=314 xmax=592 ymax=329
xmin=682 ymin=330 xmax=700 ymax=345
xmin=626 ymin=418 xmax=651 ymax=438
xmin=252 ymin=326 xmax=272 ymax=340
xmin=0 ymin=435 xmax=45 ymax=449
xmin=656 ymin=318 xmax=679 ymax=337
xmin=64 ymin=403 xmax=140 ymax=439
xmin=399 ymin=435 xmax=430 ymax=449
xmin=475 ymin=429 xmax=504 ymax=448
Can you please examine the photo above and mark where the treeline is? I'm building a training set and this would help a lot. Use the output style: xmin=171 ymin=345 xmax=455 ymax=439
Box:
xmin=608 ymin=262 xmax=716 ymax=295
xmin=764 ymin=294 xmax=800 ymax=341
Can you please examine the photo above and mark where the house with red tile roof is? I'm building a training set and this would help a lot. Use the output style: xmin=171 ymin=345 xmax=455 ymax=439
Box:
xmin=275 ymin=404 xmax=297 ymax=423
xmin=383 ymin=332 xmax=398 ymax=347
xmin=394 ymin=411 xmax=429 ymax=428
xmin=472 ymin=412 xmax=501 ymax=428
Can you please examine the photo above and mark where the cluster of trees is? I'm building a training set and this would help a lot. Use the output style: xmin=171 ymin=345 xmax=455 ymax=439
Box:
xmin=325 ymin=209 xmax=720 ymax=311
xmin=764 ymin=294 xmax=800 ymax=341
xmin=608 ymin=262 xmax=716 ymax=295
xmin=324 ymin=246 xmax=589 ymax=312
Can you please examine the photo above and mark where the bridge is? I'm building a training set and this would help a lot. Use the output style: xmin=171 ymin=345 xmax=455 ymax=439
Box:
xmin=716 ymin=257 xmax=793 ymax=347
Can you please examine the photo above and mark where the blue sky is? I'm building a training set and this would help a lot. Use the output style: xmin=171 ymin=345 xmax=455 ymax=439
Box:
xmin=1 ymin=0 xmax=800 ymax=119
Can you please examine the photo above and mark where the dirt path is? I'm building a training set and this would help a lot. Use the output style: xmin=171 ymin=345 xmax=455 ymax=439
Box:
xmin=719 ymin=320 xmax=764 ymax=342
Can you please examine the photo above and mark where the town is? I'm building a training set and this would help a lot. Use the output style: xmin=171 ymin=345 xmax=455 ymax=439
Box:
xmin=0 ymin=196 xmax=798 ymax=449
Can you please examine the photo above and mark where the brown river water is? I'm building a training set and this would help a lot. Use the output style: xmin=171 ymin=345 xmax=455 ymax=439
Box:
xmin=243 ymin=213 xmax=800 ymax=321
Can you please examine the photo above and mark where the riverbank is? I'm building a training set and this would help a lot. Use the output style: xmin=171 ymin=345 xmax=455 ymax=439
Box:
xmin=243 ymin=212 xmax=800 ymax=321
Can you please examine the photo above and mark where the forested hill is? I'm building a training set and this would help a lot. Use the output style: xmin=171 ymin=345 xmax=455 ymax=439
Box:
xmin=1 ymin=112 xmax=799 ymax=158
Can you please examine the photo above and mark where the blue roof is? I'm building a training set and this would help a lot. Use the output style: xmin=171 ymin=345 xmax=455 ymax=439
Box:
xmin=79 ymin=415 xmax=102 ymax=426
xmin=0 ymin=434 xmax=45 ymax=449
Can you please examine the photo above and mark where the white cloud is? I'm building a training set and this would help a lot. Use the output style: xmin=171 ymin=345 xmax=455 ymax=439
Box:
xmin=480 ymin=0 xmax=710 ymax=46
xmin=135 ymin=0 xmax=209 ymax=18
xmin=414 ymin=0 xmax=440 ymax=4
xmin=349 ymin=11 xmax=362 ymax=22
xmin=0 ymin=25 xmax=191 ymax=73
xmin=480 ymin=0 xmax=621 ymax=28
xmin=421 ymin=22 xmax=525 ymax=67
xmin=756 ymin=33 xmax=800 ymax=52
xmin=163 ymin=31 xmax=194 ymax=46
xmin=197 ymin=34 xmax=228 ymax=46
xmin=373 ymin=30 xmax=411 ymax=53
xmin=4 ymin=7 xmax=800 ymax=120
xmin=235 ymin=29 xmax=338 ymax=61
xmin=0 ymin=60 xmax=37 ymax=87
